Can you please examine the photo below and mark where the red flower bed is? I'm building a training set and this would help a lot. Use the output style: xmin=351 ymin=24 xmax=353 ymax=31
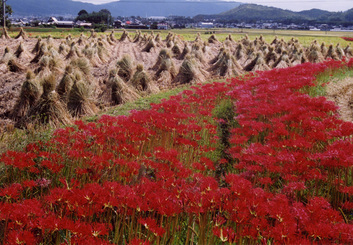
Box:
xmin=341 ymin=37 xmax=353 ymax=42
xmin=1 ymin=59 xmax=353 ymax=244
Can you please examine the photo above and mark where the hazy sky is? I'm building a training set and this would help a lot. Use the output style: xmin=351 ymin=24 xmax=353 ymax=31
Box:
xmin=73 ymin=0 xmax=352 ymax=12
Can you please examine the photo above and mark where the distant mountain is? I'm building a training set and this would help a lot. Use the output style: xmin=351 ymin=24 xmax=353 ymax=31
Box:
xmin=10 ymin=0 xmax=242 ymax=17
xmin=298 ymin=9 xmax=331 ymax=19
xmin=11 ymin=0 xmax=95 ymax=17
xmin=194 ymin=4 xmax=353 ymax=24
xmin=217 ymin=4 xmax=298 ymax=21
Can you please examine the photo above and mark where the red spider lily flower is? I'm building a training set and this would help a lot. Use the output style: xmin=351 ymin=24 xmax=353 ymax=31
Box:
xmin=305 ymin=197 xmax=344 ymax=237
xmin=192 ymin=162 xmax=205 ymax=171
xmin=0 ymin=151 xmax=37 ymax=170
xmin=212 ymin=226 xmax=236 ymax=243
xmin=22 ymin=180 xmax=37 ymax=189
xmin=37 ymin=215 xmax=63 ymax=232
xmin=282 ymin=182 xmax=306 ymax=195
xmin=334 ymin=223 xmax=353 ymax=243
xmin=348 ymin=58 xmax=353 ymax=68
xmin=91 ymin=222 xmax=111 ymax=237
xmin=213 ymin=215 xmax=227 ymax=227
xmin=340 ymin=186 xmax=353 ymax=195
xmin=138 ymin=217 xmax=166 ymax=237
xmin=341 ymin=37 xmax=353 ymax=42
xmin=342 ymin=201 xmax=353 ymax=210
xmin=219 ymin=158 xmax=228 ymax=165
xmin=0 ymin=199 xmax=44 ymax=232
xmin=45 ymin=187 xmax=70 ymax=204
xmin=153 ymin=147 xmax=180 ymax=165
xmin=174 ymin=137 xmax=198 ymax=147
xmin=6 ymin=230 xmax=36 ymax=245
xmin=40 ymin=160 xmax=64 ymax=173
xmin=0 ymin=183 xmax=23 ymax=200
xmin=199 ymin=176 xmax=219 ymax=191
xmin=200 ymin=157 xmax=215 ymax=170
xmin=226 ymin=174 xmax=253 ymax=196
xmin=291 ymin=201 xmax=310 ymax=228
xmin=59 ymin=178 xmax=80 ymax=190
xmin=258 ymin=177 xmax=273 ymax=185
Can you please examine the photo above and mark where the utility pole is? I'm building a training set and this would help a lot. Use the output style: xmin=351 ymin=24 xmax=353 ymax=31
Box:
xmin=2 ymin=0 xmax=6 ymax=28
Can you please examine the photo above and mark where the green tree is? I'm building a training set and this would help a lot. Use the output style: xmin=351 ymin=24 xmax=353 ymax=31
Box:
xmin=344 ymin=9 xmax=353 ymax=21
xmin=78 ymin=9 xmax=88 ymax=17
xmin=0 ymin=1 xmax=13 ymax=27
xmin=76 ymin=9 xmax=112 ymax=25
xmin=150 ymin=22 xmax=158 ymax=29
xmin=99 ymin=9 xmax=113 ymax=25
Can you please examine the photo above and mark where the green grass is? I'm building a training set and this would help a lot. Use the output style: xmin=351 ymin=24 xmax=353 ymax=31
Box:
xmin=7 ymin=26 xmax=90 ymax=38
xmin=0 ymin=124 xmax=55 ymax=154
xmin=86 ymin=85 xmax=191 ymax=122
xmin=304 ymin=66 xmax=353 ymax=97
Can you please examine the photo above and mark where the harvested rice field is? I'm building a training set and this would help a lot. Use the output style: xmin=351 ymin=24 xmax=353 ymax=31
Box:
xmin=1 ymin=27 xmax=352 ymax=130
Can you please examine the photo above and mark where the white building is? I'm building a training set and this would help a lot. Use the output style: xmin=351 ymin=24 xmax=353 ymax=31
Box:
xmin=48 ymin=17 xmax=74 ymax=28
xmin=199 ymin=22 xmax=214 ymax=28
xmin=11 ymin=19 xmax=27 ymax=27
xmin=76 ymin=21 xmax=92 ymax=28
xmin=148 ymin=16 xmax=166 ymax=21
xmin=157 ymin=23 xmax=169 ymax=30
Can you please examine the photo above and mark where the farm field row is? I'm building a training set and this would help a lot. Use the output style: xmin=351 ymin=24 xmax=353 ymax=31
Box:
xmin=1 ymin=27 xmax=352 ymax=132
xmin=5 ymin=27 xmax=353 ymax=45
xmin=0 ymin=27 xmax=351 ymax=153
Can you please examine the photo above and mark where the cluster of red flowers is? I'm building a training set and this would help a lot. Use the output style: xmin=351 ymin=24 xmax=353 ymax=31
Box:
xmin=1 ymin=59 xmax=353 ymax=244
xmin=341 ymin=37 xmax=353 ymax=42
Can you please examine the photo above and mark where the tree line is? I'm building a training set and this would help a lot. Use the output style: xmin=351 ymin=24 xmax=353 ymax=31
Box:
xmin=76 ymin=9 xmax=113 ymax=25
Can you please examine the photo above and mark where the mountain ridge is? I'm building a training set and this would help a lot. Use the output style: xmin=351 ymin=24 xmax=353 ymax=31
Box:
xmin=194 ymin=4 xmax=353 ymax=24
xmin=10 ymin=0 xmax=241 ymax=17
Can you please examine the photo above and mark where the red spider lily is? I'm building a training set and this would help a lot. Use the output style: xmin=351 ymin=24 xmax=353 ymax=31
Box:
xmin=0 ymin=199 xmax=44 ymax=232
xmin=340 ymin=186 xmax=353 ymax=195
xmin=138 ymin=217 xmax=166 ymax=237
xmin=22 ymin=180 xmax=37 ymax=189
xmin=0 ymin=58 xmax=352 ymax=243
xmin=40 ymin=160 xmax=64 ymax=173
xmin=282 ymin=182 xmax=306 ymax=195
xmin=341 ymin=37 xmax=353 ymax=42
xmin=212 ymin=226 xmax=236 ymax=242
xmin=6 ymin=230 xmax=36 ymax=245
xmin=0 ymin=183 xmax=23 ymax=200
xmin=213 ymin=214 xmax=227 ymax=227
xmin=258 ymin=177 xmax=273 ymax=185
xmin=0 ymin=151 xmax=37 ymax=170
xmin=91 ymin=222 xmax=111 ymax=237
